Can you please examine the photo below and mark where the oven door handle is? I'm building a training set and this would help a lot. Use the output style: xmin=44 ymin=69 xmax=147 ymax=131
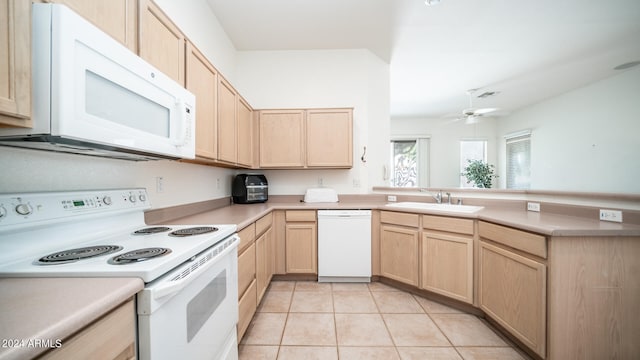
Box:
xmin=153 ymin=235 xmax=239 ymax=300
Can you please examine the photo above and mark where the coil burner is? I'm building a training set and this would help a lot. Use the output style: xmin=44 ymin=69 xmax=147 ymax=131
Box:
xmin=132 ymin=227 xmax=172 ymax=235
xmin=37 ymin=245 xmax=124 ymax=265
xmin=108 ymin=248 xmax=172 ymax=265
xmin=168 ymin=226 xmax=218 ymax=237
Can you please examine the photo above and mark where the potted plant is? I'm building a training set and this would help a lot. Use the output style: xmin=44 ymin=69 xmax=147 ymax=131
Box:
xmin=461 ymin=159 xmax=498 ymax=188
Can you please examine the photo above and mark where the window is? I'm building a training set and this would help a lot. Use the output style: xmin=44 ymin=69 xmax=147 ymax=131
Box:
xmin=460 ymin=140 xmax=487 ymax=187
xmin=390 ymin=138 xmax=429 ymax=187
xmin=505 ymin=132 xmax=531 ymax=189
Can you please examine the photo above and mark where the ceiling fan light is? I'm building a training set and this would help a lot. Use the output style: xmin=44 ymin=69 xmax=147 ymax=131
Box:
xmin=474 ymin=107 xmax=497 ymax=115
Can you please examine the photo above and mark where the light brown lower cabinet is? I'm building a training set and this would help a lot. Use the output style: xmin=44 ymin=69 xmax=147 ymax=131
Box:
xmin=39 ymin=299 xmax=136 ymax=360
xmin=285 ymin=211 xmax=317 ymax=274
xmin=479 ymin=240 xmax=546 ymax=358
xmin=255 ymin=227 xmax=273 ymax=302
xmin=421 ymin=231 xmax=473 ymax=304
xmin=379 ymin=211 xmax=420 ymax=287
xmin=237 ymin=279 xmax=257 ymax=341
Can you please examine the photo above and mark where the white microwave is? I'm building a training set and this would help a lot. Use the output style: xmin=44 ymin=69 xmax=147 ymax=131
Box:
xmin=0 ymin=4 xmax=196 ymax=161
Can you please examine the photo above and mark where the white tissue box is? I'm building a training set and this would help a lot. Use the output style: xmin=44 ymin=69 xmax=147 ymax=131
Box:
xmin=303 ymin=188 xmax=339 ymax=203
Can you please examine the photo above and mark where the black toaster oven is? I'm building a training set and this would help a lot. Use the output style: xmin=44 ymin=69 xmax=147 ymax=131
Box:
xmin=232 ymin=174 xmax=268 ymax=204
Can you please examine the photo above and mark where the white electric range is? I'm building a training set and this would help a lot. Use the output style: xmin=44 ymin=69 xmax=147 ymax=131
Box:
xmin=0 ymin=188 xmax=239 ymax=360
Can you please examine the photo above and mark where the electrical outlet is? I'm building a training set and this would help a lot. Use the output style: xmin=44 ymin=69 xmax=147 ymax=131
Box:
xmin=156 ymin=177 xmax=164 ymax=193
xmin=352 ymin=178 xmax=361 ymax=188
xmin=527 ymin=202 xmax=540 ymax=212
xmin=216 ymin=178 xmax=220 ymax=189
xmin=600 ymin=209 xmax=623 ymax=223
xmin=318 ymin=177 xmax=323 ymax=187
xmin=387 ymin=195 xmax=397 ymax=202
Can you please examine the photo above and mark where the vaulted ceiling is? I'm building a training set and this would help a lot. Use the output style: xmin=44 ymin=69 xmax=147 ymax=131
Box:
xmin=207 ymin=0 xmax=640 ymax=119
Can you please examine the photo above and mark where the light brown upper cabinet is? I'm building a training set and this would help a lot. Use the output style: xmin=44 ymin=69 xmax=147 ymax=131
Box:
xmin=259 ymin=110 xmax=306 ymax=168
xmin=46 ymin=0 xmax=138 ymax=52
xmin=0 ymin=0 xmax=31 ymax=127
xmin=237 ymin=97 xmax=253 ymax=168
xmin=185 ymin=41 xmax=218 ymax=160
xmin=217 ymin=77 xmax=237 ymax=165
xmin=138 ymin=0 xmax=185 ymax=85
xmin=258 ymin=108 xmax=353 ymax=169
xmin=306 ymin=108 xmax=353 ymax=168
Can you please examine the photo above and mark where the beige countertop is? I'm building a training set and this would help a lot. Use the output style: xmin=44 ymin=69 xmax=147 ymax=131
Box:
xmin=0 ymin=277 xmax=144 ymax=360
xmin=164 ymin=199 xmax=640 ymax=237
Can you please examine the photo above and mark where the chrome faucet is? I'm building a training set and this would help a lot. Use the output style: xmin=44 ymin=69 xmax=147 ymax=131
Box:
xmin=446 ymin=192 xmax=452 ymax=204
xmin=433 ymin=190 xmax=442 ymax=204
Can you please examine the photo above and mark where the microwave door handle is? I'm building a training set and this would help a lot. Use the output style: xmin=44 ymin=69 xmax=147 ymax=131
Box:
xmin=172 ymin=98 xmax=189 ymax=146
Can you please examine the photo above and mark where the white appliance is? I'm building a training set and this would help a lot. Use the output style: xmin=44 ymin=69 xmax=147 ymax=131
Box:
xmin=317 ymin=210 xmax=372 ymax=282
xmin=0 ymin=4 xmax=196 ymax=161
xmin=0 ymin=189 xmax=238 ymax=360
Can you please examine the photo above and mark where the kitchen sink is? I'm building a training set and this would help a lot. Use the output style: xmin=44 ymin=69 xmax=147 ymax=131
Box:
xmin=385 ymin=202 xmax=484 ymax=213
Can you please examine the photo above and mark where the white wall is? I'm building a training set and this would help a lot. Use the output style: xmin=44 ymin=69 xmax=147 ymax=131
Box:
xmin=0 ymin=0 xmax=239 ymax=209
xmin=496 ymin=67 xmax=640 ymax=193
xmin=154 ymin=0 xmax=237 ymax=80
xmin=391 ymin=117 xmax=498 ymax=188
xmin=235 ymin=49 xmax=390 ymax=195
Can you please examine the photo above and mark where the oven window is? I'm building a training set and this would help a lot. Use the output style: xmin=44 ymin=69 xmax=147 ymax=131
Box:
xmin=85 ymin=70 xmax=170 ymax=137
xmin=186 ymin=269 xmax=227 ymax=342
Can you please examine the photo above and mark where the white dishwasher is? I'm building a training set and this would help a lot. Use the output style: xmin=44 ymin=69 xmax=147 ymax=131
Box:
xmin=317 ymin=210 xmax=372 ymax=283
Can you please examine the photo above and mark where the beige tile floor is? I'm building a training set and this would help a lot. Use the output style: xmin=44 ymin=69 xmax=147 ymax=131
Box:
xmin=239 ymin=281 xmax=530 ymax=360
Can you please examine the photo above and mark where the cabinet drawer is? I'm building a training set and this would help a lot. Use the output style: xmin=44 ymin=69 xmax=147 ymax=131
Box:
xmin=256 ymin=212 xmax=273 ymax=236
xmin=479 ymin=221 xmax=547 ymax=259
xmin=285 ymin=210 xmax=316 ymax=222
xmin=423 ymin=215 xmax=474 ymax=235
xmin=380 ymin=211 xmax=419 ymax=228
xmin=237 ymin=223 xmax=256 ymax=253
xmin=238 ymin=242 xmax=256 ymax=298
xmin=237 ymin=279 xmax=257 ymax=342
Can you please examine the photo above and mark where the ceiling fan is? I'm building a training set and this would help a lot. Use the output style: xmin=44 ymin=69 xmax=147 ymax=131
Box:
xmin=452 ymin=89 xmax=499 ymax=124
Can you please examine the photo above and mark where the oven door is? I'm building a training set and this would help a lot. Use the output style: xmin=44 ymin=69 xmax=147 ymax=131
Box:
xmin=137 ymin=235 xmax=239 ymax=360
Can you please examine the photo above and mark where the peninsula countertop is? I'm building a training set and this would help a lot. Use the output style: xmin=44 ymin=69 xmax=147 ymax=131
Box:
xmin=0 ymin=277 xmax=143 ymax=360
xmin=155 ymin=198 xmax=640 ymax=237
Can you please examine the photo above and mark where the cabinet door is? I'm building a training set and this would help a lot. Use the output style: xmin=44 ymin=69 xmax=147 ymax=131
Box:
xmin=237 ymin=97 xmax=253 ymax=167
xmin=217 ymin=78 xmax=237 ymax=164
xmin=421 ymin=231 xmax=473 ymax=303
xmin=259 ymin=110 xmax=305 ymax=168
xmin=238 ymin=242 xmax=256 ymax=299
xmin=285 ymin=223 xmax=317 ymax=274
xmin=255 ymin=231 xmax=268 ymax=302
xmin=138 ymin=0 xmax=185 ymax=85
xmin=380 ymin=224 xmax=419 ymax=286
xmin=237 ymin=279 xmax=257 ymax=342
xmin=186 ymin=42 xmax=218 ymax=159
xmin=47 ymin=0 xmax=137 ymax=52
xmin=306 ymin=108 xmax=353 ymax=168
xmin=0 ymin=0 xmax=31 ymax=127
xmin=479 ymin=241 xmax=546 ymax=358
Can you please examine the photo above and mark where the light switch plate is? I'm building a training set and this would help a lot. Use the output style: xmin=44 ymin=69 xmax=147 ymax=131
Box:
xmin=600 ymin=209 xmax=623 ymax=223
xmin=387 ymin=195 xmax=397 ymax=202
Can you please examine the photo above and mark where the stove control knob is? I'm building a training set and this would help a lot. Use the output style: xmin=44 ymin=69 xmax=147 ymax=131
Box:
xmin=139 ymin=194 xmax=147 ymax=202
xmin=129 ymin=195 xmax=137 ymax=203
xmin=0 ymin=206 xmax=6 ymax=219
xmin=103 ymin=196 xmax=113 ymax=206
xmin=15 ymin=203 xmax=33 ymax=216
